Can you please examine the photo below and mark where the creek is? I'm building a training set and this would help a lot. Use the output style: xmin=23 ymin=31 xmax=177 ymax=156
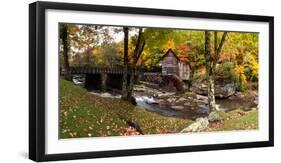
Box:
xmin=88 ymin=84 xmax=258 ymax=120
xmin=73 ymin=75 xmax=258 ymax=120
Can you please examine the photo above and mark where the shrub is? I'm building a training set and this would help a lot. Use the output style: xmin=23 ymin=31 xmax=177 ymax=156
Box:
xmin=243 ymin=52 xmax=259 ymax=82
xmin=234 ymin=65 xmax=248 ymax=91
xmin=250 ymin=61 xmax=258 ymax=82
xmin=215 ymin=61 xmax=236 ymax=82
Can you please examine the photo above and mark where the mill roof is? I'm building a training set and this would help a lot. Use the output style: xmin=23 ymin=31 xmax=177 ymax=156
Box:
xmin=160 ymin=48 xmax=180 ymax=61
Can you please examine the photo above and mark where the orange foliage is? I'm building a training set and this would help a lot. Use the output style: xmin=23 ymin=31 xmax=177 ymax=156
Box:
xmin=234 ymin=65 xmax=244 ymax=74
xmin=177 ymin=43 xmax=191 ymax=62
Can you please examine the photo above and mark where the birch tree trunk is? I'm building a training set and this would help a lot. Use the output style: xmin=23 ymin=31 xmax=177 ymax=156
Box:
xmin=204 ymin=31 xmax=217 ymax=112
xmin=204 ymin=31 xmax=228 ymax=112
xmin=207 ymin=64 xmax=217 ymax=112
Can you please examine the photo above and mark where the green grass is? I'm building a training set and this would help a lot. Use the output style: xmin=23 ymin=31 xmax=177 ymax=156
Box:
xmin=208 ymin=109 xmax=258 ymax=131
xmin=59 ymin=79 xmax=192 ymax=138
xmin=217 ymin=110 xmax=258 ymax=131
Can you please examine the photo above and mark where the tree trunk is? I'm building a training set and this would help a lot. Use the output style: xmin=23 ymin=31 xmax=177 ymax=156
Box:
xmin=127 ymin=68 xmax=135 ymax=100
xmin=62 ymin=25 xmax=71 ymax=81
xmin=86 ymin=46 xmax=91 ymax=66
xmin=205 ymin=31 xmax=216 ymax=112
xmin=127 ymin=28 xmax=145 ymax=102
xmin=207 ymin=64 xmax=217 ymax=112
xmin=204 ymin=31 xmax=227 ymax=112
xmin=122 ymin=27 xmax=129 ymax=100
xmin=188 ymin=67 xmax=196 ymax=90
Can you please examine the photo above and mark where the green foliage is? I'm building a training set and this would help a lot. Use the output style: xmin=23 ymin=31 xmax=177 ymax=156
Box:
xmin=215 ymin=61 xmax=236 ymax=82
xmin=187 ymin=31 xmax=206 ymax=71
xmin=138 ymin=28 xmax=178 ymax=68
xmin=93 ymin=43 xmax=122 ymax=67
xmin=236 ymin=73 xmax=248 ymax=91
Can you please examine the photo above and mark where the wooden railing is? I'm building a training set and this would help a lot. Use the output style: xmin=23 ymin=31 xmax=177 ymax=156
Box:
xmin=69 ymin=66 xmax=162 ymax=75
xmin=70 ymin=67 xmax=124 ymax=74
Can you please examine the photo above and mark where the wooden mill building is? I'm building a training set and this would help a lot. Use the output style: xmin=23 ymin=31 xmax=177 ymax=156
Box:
xmin=160 ymin=48 xmax=190 ymax=81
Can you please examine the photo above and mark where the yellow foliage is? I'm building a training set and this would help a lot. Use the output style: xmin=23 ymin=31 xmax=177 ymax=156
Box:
xmin=234 ymin=65 xmax=244 ymax=74
xmin=251 ymin=60 xmax=259 ymax=81
xmin=234 ymin=65 xmax=248 ymax=91
xmin=163 ymin=40 xmax=176 ymax=52
xmin=240 ymin=73 xmax=247 ymax=84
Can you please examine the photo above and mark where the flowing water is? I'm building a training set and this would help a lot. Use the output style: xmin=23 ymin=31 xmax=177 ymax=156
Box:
xmin=216 ymin=99 xmax=257 ymax=112
xmin=134 ymin=95 xmax=209 ymax=119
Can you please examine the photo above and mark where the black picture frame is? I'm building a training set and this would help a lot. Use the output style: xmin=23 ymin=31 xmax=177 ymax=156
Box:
xmin=29 ymin=1 xmax=274 ymax=162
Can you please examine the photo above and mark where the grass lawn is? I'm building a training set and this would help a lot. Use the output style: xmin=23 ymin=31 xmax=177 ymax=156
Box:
xmin=206 ymin=109 xmax=258 ymax=132
xmin=59 ymin=79 xmax=193 ymax=138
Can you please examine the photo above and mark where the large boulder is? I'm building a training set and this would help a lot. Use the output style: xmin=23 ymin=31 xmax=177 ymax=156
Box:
xmin=191 ymin=80 xmax=235 ymax=98
xmin=180 ymin=117 xmax=209 ymax=132
xmin=207 ymin=111 xmax=221 ymax=122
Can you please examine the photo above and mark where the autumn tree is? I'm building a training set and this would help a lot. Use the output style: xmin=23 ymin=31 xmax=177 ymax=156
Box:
xmin=95 ymin=42 xmax=122 ymax=67
xmin=68 ymin=25 xmax=118 ymax=67
xmin=74 ymin=25 xmax=100 ymax=66
xmin=221 ymin=32 xmax=258 ymax=91
xmin=204 ymin=31 xmax=227 ymax=112
xmin=177 ymin=43 xmax=190 ymax=62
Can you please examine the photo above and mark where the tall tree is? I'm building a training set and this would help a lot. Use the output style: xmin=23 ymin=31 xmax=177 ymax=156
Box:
xmin=204 ymin=31 xmax=227 ymax=112
xmin=127 ymin=28 xmax=146 ymax=100
xmin=122 ymin=27 xmax=129 ymax=100
xmin=60 ymin=24 xmax=71 ymax=81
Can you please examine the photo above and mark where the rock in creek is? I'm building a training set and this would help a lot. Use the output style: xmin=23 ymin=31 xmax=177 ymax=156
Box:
xmin=191 ymin=80 xmax=235 ymax=98
xmin=176 ymin=97 xmax=187 ymax=103
xmin=167 ymin=98 xmax=177 ymax=103
xmin=171 ymin=106 xmax=185 ymax=110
